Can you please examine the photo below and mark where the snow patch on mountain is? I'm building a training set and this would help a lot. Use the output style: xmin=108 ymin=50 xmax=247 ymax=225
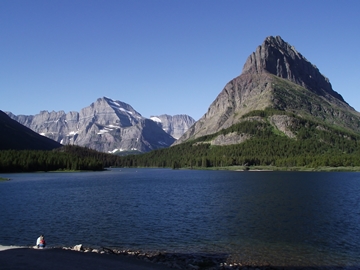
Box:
xmin=97 ymin=125 xmax=120 ymax=135
xmin=158 ymin=141 xmax=168 ymax=145
xmin=150 ymin=114 xmax=195 ymax=140
xmin=150 ymin=116 xmax=162 ymax=123
xmin=6 ymin=97 xmax=194 ymax=153
xmin=68 ymin=131 xmax=78 ymax=136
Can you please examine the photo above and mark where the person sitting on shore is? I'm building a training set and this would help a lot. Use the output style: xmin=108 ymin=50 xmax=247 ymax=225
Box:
xmin=36 ymin=235 xmax=46 ymax=248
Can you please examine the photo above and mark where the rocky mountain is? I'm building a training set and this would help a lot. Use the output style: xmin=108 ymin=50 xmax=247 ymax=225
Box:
xmin=150 ymin=114 xmax=195 ymax=139
xmin=6 ymin=97 xmax=194 ymax=153
xmin=0 ymin=110 xmax=61 ymax=150
xmin=175 ymin=36 xmax=360 ymax=145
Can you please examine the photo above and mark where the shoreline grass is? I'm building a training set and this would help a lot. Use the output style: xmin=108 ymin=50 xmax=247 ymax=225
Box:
xmin=2 ymin=166 xmax=360 ymax=175
xmin=184 ymin=165 xmax=360 ymax=172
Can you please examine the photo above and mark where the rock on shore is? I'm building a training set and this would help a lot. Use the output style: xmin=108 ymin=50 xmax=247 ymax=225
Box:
xmin=61 ymin=244 xmax=281 ymax=270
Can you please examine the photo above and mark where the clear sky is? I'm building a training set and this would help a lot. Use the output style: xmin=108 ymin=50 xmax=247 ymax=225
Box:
xmin=1 ymin=0 xmax=359 ymax=120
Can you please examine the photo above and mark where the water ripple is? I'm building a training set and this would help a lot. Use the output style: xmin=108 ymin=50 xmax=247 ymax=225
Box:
xmin=0 ymin=169 xmax=360 ymax=267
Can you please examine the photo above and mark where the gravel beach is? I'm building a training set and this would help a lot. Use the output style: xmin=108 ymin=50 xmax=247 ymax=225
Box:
xmin=0 ymin=247 xmax=172 ymax=270
xmin=1 ymin=246 xmax=358 ymax=270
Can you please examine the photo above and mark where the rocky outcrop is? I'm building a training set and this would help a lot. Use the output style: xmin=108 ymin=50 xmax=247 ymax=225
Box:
xmin=210 ymin=132 xmax=251 ymax=146
xmin=62 ymin=245 xmax=267 ymax=269
xmin=7 ymin=97 xmax=176 ymax=153
xmin=150 ymin=114 xmax=195 ymax=139
xmin=268 ymin=115 xmax=296 ymax=138
xmin=174 ymin=36 xmax=360 ymax=145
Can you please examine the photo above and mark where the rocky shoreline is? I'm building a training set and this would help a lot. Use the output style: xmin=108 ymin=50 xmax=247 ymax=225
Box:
xmin=24 ymin=244 xmax=354 ymax=270
xmin=55 ymin=244 xmax=323 ymax=270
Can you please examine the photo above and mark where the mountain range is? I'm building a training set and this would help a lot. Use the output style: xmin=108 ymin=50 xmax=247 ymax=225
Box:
xmin=6 ymin=97 xmax=195 ymax=153
xmin=4 ymin=35 xmax=360 ymax=169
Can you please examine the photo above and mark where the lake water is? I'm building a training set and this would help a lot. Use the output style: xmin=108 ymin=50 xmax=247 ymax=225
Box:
xmin=0 ymin=169 xmax=359 ymax=268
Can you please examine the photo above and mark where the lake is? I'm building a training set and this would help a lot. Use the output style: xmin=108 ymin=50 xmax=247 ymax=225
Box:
xmin=0 ymin=169 xmax=359 ymax=268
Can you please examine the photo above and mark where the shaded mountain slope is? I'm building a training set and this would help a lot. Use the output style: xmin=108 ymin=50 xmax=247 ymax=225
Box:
xmin=0 ymin=110 xmax=61 ymax=150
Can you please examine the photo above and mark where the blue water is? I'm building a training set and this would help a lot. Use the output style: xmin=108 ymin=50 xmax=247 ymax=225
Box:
xmin=0 ymin=169 xmax=360 ymax=267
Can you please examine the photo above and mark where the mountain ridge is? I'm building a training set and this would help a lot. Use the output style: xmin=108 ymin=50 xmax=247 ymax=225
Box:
xmin=150 ymin=114 xmax=195 ymax=139
xmin=7 ymin=97 xmax=194 ymax=153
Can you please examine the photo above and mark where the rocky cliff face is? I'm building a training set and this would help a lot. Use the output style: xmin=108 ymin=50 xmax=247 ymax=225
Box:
xmin=175 ymin=36 xmax=360 ymax=145
xmin=150 ymin=114 xmax=195 ymax=139
xmin=7 ymin=97 xmax=177 ymax=153
xmin=242 ymin=36 xmax=346 ymax=105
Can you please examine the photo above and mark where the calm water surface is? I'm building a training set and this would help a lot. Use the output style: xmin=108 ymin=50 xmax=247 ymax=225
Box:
xmin=0 ymin=169 xmax=359 ymax=268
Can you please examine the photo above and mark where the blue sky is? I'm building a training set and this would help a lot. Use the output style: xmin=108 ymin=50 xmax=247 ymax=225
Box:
xmin=1 ymin=0 xmax=359 ymax=120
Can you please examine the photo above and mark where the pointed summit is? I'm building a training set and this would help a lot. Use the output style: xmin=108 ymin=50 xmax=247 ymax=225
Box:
xmin=242 ymin=36 xmax=301 ymax=75
xmin=174 ymin=36 xmax=360 ymax=145
xmin=242 ymin=36 xmax=345 ymax=102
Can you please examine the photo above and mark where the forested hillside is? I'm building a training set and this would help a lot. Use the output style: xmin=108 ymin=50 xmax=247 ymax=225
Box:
xmin=0 ymin=145 xmax=119 ymax=173
xmin=117 ymin=109 xmax=360 ymax=169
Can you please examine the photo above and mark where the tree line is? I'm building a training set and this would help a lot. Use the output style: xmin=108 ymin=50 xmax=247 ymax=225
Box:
xmin=0 ymin=145 xmax=119 ymax=173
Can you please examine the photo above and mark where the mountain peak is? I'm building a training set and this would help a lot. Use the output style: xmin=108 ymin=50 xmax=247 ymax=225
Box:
xmin=174 ymin=36 xmax=358 ymax=145
xmin=242 ymin=35 xmax=304 ymax=75
xmin=242 ymin=36 xmax=345 ymax=103
xmin=6 ymin=97 xmax=199 ymax=153
xmin=95 ymin=96 xmax=144 ymax=122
